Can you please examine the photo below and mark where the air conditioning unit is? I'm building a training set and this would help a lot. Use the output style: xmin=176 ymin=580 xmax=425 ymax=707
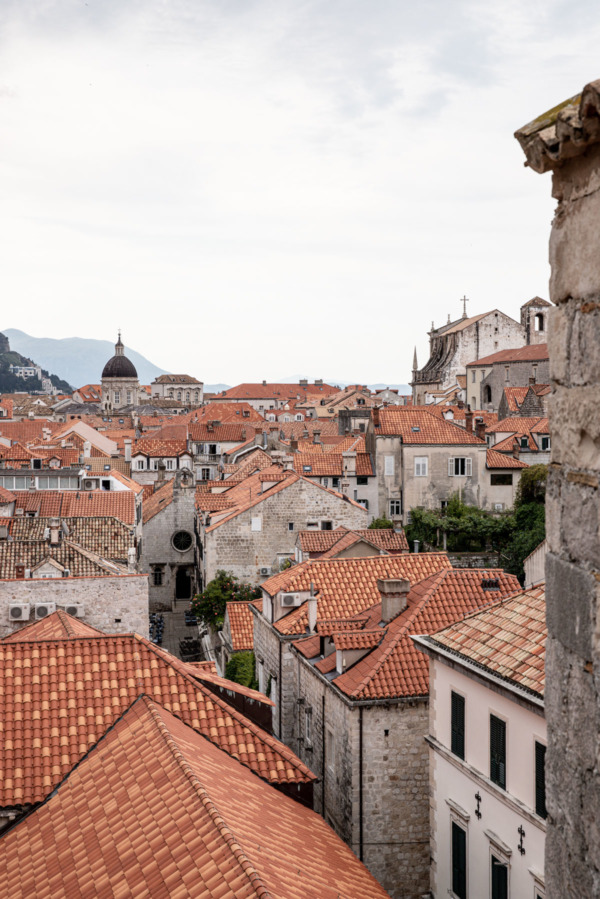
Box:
xmin=83 ymin=479 xmax=95 ymax=490
xmin=8 ymin=603 xmax=30 ymax=621
xmin=64 ymin=605 xmax=83 ymax=618
xmin=34 ymin=602 xmax=56 ymax=619
xmin=61 ymin=569 xmax=71 ymax=578
xmin=280 ymin=592 xmax=301 ymax=608
xmin=260 ymin=567 xmax=271 ymax=576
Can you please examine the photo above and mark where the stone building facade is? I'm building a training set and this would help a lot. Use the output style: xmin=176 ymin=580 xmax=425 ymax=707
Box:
xmin=101 ymin=334 xmax=141 ymax=412
xmin=0 ymin=573 xmax=149 ymax=638
xmin=516 ymin=78 xmax=600 ymax=898
xmin=466 ymin=343 xmax=550 ymax=412
xmin=150 ymin=374 xmax=204 ymax=405
xmin=198 ymin=476 xmax=368 ymax=587
xmin=140 ymin=469 xmax=197 ymax=611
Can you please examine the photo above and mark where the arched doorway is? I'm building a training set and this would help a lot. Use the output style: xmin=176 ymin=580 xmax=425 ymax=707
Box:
xmin=175 ymin=566 xmax=192 ymax=600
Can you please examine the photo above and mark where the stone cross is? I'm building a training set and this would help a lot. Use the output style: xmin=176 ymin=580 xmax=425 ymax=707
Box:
xmin=461 ymin=295 xmax=469 ymax=317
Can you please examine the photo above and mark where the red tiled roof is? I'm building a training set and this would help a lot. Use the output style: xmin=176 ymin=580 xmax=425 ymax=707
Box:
xmin=487 ymin=416 xmax=549 ymax=434
xmin=332 ymin=629 xmax=384 ymax=651
xmin=375 ymin=408 xmax=485 ymax=444
xmin=290 ymin=453 xmax=373 ymax=477
xmin=486 ymin=448 xmax=530 ymax=469
xmin=425 ymin=585 xmax=546 ymax=696
xmin=263 ymin=554 xmax=454 ymax=634
xmin=0 ymin=632 xmax=314 ymax=809
xmin=133 ymin=437 xmax=190 ymax=457
xmin=189 ymin=422 xmax=256 ymax=443
xmin=226 ymin=600 xmax=261 ymax=651
xmin=12 ymin=490 xmax=136 ymax=525
xmin=219 ymin=382 xmax=338 ymax=401
xmin=298 ymin=526 xmax=408 ymax=555
xmin=0 ymin=696 xmax=388 ymax=899
xmin=142 ymin=479 xmax=174 ymax=523
xmin=2 ymin=609 xmax=106 ymax=642
xmin=467 ymin=343 xmax=549 ymax=365
xmin=502 ymin=386 xmax=549 ymax=413
xmin=330 ymin=568 xmax=520 ymax=699
xmin=0 ymin=486 xmax=16 ymax=503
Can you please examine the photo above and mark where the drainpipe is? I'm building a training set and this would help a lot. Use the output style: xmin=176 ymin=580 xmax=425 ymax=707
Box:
xmin=359 ymin=706 xmax=364 ymax=861
xmin=322 ymin=693 xmax=326 ymax=817
xmin=278 ymin=638 xmax=282 ymax=739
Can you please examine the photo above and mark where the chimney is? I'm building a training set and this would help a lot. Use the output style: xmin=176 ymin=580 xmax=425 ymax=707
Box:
xmin=457 ymin=399 xmax=465 ymax=410
xmin=124 ymin=438 xmax=132 ymax=462
xmin=127 ymin=546 xmax=137 ymax=573
xmin=262 ymin=380 xmax=267 ymax=386
xmin=465 ymin=410 xmax=473 ymax=434
xmin=529 ymin=376 xmax=536 ymax=385
xmin=49 ymin=517 xmax=60 ymax=546
xmin=291 ymin=437 xmax=299 ymax=452
xmin=315 ymin=379 xmax=323 ymax=386
xmin=372 ymin=407 xmax=380 ymax=428
xmin=299 ymin=379 xmax=308 ymax=387
xmin=15 ymin=564 xmax=25 ymax=579
xmin=313 ymin=430 xmax=321 ymax=444
xmin=378 ymin=578 xmax=410 ymax=623
xmin=308 ymin=583 xmax=318 ymax=634
xmin=342 ymin=451 xmax=356 ymax=476
xmin=475 ymin=420 xmax=486 ymax=440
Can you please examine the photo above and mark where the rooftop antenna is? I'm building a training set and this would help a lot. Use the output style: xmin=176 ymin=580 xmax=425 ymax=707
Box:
xmin=461 ymin=295 xmax=469 ymax=318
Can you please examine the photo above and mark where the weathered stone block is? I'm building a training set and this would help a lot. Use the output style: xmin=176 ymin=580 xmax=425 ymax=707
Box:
xmin=547 ymin=305 xmax=569 ymax=383
xmin=548 ymin=386 xmax=600 ymax=470
xmin=546 ymin=553 xmax=594 ymax=659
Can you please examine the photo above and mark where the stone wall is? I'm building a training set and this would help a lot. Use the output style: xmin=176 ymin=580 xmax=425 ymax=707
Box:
xmin=141 ymin=479 xmax=197 ymax=611
xmin=480 ymin=357 xmax=550 ymax=413
xmin=516 ymin=82 xmax=600 ymax=898
xmin=202 ymin=478 xmax=368 ymax=587
xmin=0 ymin=573 xmax=149 ymax=637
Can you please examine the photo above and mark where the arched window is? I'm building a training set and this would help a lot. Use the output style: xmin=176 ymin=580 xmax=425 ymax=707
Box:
xmin=534 ymin=312 xmax=544 ymax=332
xmin=484 ymin=385 xmax=492 ymax=404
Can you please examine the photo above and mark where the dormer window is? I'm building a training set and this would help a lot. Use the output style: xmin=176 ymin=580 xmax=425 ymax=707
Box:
xmin=303 ymin=465 xmax=312 ymax=473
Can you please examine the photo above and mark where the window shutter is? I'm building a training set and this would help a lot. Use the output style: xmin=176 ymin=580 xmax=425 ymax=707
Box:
xmin=448 ymin=458 xmax=454 ymax=476
xmin=466 ymin=457 xmax=472 ymax=476
xmin=451 ymin=822 xmax=467 ymax=899
xmin=451 ymin=692 xmax=465 ymax=759
xmin=490 ymin=715 xmax=506 ymax=789
xmin=491 ymin=856 xmax=508 ymax=899
xmin=535 ymin=741 xmax=547 ymax=818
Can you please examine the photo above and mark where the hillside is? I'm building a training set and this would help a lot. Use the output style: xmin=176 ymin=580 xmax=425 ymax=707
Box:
xmin=0 ymin=333 xmax=72 ymax=394
xmin=3 ymin=329 xmax=168 ymax=387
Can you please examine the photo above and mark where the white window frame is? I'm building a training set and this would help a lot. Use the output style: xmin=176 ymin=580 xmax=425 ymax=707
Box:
xmin=251 ymin=516 xmax=262 ymax=532
xmin=389 ymin=499 xmax=402 ymax=517
xmin=448 ymin=457 xmax=472 ymax=477
xmin=384 ymin=455 xmax=394 ymax=476
xmin=414 ymin=456 xmax=428 ymax=477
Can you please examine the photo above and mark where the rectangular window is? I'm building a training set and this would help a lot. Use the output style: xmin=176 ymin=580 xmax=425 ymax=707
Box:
xmin=325 ymin=727 xmax=335 ymax=772
xmin=332 ymin=477 xmax=340 ymax=488
xmin=384 ymin=455 xmax=394 ymax=476
xmin=448 ymin=457 xmax=472 ymax=477
xmin=322 ymin=478 xmax=329 ymax=488
xmin=491 ymin=473 xmax=512 ymax=486
xmin=451 ymin=692 xmax=465 ymax=759
xmin=472 ymin=370 xmax=476 ymax=383
xmin=136 ymin=460 xmax=144 ymax=470
xmin=152 ymin=567 xmax=163 ymax=586
xmin=201 ymin=468 xmax=210 ymax=481
xmin=356 ymin=476 xmax=368 ymax=485
xmin=541 ymin=436 xmax=550 ymax=451
xmin=251 ymin=517 xmax=262 ymax=532
xmin=505 ymin=366 xmax=510 ymax=382
xmin=288 ymin=522 xmax=294 ymax=531
xmin=490 ymin=715 xmax=506 ymax=789
xmin=535 ymin=741 xmax=547 ymax=819
xmin=165 ymin=459 xmax=174 ymax=470
xmin=321 ymin=520 xmax=332 ymax=530
xmin=304 ymin=708 xmax=312 ymax=747
xmin=491 ymin=856 xmax=508 ymax=899
xmin=389 ymin=499 xmax=402 ymax=517
xmin=414 ymin=456 xmax=428 ymax=477
xmin=451 ymin=821 xmax=467 ymax=899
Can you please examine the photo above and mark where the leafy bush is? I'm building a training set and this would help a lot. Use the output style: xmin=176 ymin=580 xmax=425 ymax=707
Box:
xmin=225 ymin=651 xmax=259 ymax=690
xmin=369 ymin=516 xmax=394 ymax=529
xmin=191 ymin=570 xmax=261 ymax=629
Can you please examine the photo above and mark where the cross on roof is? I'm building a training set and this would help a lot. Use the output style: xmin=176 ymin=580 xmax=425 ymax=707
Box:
xmin=461 ymin=295 xmax=469 ymax=318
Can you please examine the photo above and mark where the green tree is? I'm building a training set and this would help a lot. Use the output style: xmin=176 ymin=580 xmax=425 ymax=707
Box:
xmin=191 ymin=570 xmax=261 ymax=629
xmin=225 ymin=651 xmax=259 ymax=690
xmin=369 ymin=516 xmax=394 ymax=529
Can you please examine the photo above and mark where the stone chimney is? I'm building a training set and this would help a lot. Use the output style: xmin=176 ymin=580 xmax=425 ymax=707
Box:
xmin=372 ymin=407 xmax=380 ymax=428
xmin=342 ymin=451 xmax=357 ymax=476
xmin=127 ymin=546 xmax=137 ymax=572
xmin=465 ymin=410 xmax=473 ymax=434
xmin=378 ymin=578 xmax=410 ymax=623
xmin=290 ymin=437 xmax=299 ymax=452
xmin=123 ymin=438 xmax=132 ymax=462
xmin=307 ymin=583 xmax=318 ymax=633
xmin=49 ymin=517 xmax=60 ymax=546
xmin=313 ymin=430 xmax=321 ymax=444
xmin=475 ymin=420 xmax=486 ymax=440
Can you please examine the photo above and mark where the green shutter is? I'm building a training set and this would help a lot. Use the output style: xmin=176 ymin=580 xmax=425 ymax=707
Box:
xmin=535 ymin=741 xmax=547 ymax=819
xmin=451 ymin=692 xmax=465 ymax=759
xmin=491 ymin=856 xmax=508 ymax=899
xmin=490 ymin=715 xmax=506 ymax=789
xmin=451 ymin=822 xmax=467 ymax=899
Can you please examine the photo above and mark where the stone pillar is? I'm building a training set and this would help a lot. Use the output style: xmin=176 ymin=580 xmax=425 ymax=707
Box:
xmin=516 ymin=79 xmax=600 ymax=898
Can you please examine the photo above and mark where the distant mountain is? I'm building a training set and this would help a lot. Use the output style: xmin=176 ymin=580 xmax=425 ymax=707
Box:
xmin=0 ymin=332 xmax=72 ymax=394
xmin=3 ymin=330 xmax=168 ymax=388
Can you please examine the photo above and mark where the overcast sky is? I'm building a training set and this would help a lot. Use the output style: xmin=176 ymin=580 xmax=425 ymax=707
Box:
xmin=0 ymin=1 xmax=596 ymax=385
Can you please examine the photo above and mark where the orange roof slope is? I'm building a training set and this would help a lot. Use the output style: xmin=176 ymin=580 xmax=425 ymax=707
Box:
xmin=467 ymin=343 xmax=549 ymax=365
xmin=226 ymin=600 xmax=260 ymax=651
xmin=0 ymin=633 xmax=313 ymax=809
xmin=262 ymin=553 xmax=453 ymax=635
xmin=1 ymin=610 xmax=105 ymax=642
xmin=486 ymin=448 xmax=529 ymax=469
xmin=12 ymin=490 xmax=136 ymax=525
xmin=424 ymin=585 xmax=546 ymax=697
xmin=0 ymin=697 xmax=388 ymax=899
xmin=375 ymin=408 xmax=485 ymax=444
xmin=331 ymin=568 xmax=520 ymax=700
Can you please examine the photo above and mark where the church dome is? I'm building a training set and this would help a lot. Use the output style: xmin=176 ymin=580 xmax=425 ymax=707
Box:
xmin=101 ymin=333 xmax=138 ymax=379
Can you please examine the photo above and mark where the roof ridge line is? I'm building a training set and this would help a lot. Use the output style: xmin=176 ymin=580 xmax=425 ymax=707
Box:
xmin=143 ymin=698 xmax=273 ymax=899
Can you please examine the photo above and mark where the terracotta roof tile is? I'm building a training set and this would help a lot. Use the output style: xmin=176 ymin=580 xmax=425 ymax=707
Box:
xmin=376 ymin=408 xmax=485 ymax=444
xmin=2 ymin=610 xmax=106 ymax=642
xmin=11 ymin=490 xmax=136 ymax=525
xmin=0 ymin=696 xmax=388 ymax=899
xmin=225 ymin=600 xmax=261 ymax=651
xmin=486 ymin=448 xmax=530 ymax=469
xmin=467 ymin=344 xmax=549 ymax=365
xmin=425 ymin=585 xmax=546 ymax=696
